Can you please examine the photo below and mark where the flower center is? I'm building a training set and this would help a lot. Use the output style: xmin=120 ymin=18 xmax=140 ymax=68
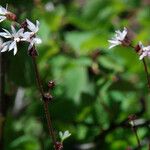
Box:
xmin=14 ymin=37 xmax=20 ymax=42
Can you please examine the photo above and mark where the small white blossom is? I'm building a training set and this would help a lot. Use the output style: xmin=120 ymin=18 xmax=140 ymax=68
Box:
xmin=22 ymin=19 xmax=42 ymax=50
xmin=28 ymin=37 xmax=42 ymax=50
xmin=138 ymin=41 xmax=150 ymax=60
xmin=0 ymin=5 xmax=8 ymax=22
xmin=108 ymin=27 xmax=128 ymax=49
xmin=21 ymin=31 xmax=42 ymax=50
xmin=59 ymin=130 xmax=71 ymax=142
xmin=0 ymin=26 xmax=24 ymax=55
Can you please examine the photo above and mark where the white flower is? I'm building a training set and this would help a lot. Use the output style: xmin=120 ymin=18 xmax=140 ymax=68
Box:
xmin=138 ymin=41 xmax=150 ymax=60
xmin=21 ymin=31 xmax=42 ymax=50
xmin=59 ymin=130 xmax=71 ymax=142
xmin=108 ymin=27 xmax=128 ymax=49
xmin=28 ymin=37 xmax=42 ymax=50
xmin=26 ymin=19 xmax=40 ymax=34
xmin=0 ymin=26 xmax=24 ymax=55
xmin=21 ymin=19 xmax=42 ymax=50
xmin=0 ymin=5 xmax=8 ymax=22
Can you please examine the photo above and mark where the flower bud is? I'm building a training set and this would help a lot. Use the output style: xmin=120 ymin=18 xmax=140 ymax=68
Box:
xmin=54 ymin=142 xmax=63 ymax=150
xmin=6 ymin=12 xmax=17 ymax=21
xmin=128 ymin=114 xmax=137 ymax=122
xmin=21 ymin=21 xmax=28 ymax=29
xmin=43 ymin=93 xmax=53 ymax=102
xmin=48 ymin=80 xmax=55 ymax=89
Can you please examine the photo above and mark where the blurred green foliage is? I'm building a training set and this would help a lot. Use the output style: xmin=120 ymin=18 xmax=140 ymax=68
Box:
xmin=1 ymin=0 xmax=150 ymax=149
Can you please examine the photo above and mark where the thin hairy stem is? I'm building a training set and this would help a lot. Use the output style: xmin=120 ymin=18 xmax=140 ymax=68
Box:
xmin=32 ymin=57 xmax=44 ymax=96
xmin=142 ymin=58 xmax=150 ymax=91
xmin=31 ymin=57 xmax=57 ymax=148
xmin=43 ymin=101 xmax=57 ymax=145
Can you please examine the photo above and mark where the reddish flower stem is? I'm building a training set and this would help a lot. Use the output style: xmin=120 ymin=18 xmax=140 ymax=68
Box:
xmin=142 ymin=58 xmax=150 ymax=91
xmin=31 ymin=57 xmax=57 ymax=149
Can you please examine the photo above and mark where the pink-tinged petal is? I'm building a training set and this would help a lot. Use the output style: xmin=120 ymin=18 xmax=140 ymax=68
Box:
xmin=139 ymin=54 xmax=146 ymax=60
xmin=143 ymin=46 xmax=150 ymax=51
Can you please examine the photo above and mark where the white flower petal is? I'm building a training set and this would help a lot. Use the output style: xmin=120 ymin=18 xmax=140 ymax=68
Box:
xmin=1 ymin=41 xmax=11 ymax=52
xmin=11 ymin=25 xmax=16 ymax=35
xmin=0 ymin=6 xmax=7 ymax=15
xmin=26 ymin=19 xmax=40 ymax=33
xmin=1 ymin=45 xmax=8 ymax=52
xmin=143 ymin=46 xmax=150 ymax=51
xmin=139 ymin=42 xmax=150 ymax=59
xmin=0 ymin=16 xmax=6 ymax=22
xmin=13 ymin=43 xmax=17 ymax=55
xmin=108 ymin=27 xmax=128 ymax=49
xmin=108 ymin=40 xmax=121 ymax=45
xmin=0 ymin=32 xmax=11 ymax=38
xmin=2 ymin=28 xmax=11 ymax=35
xmin=34 ymin=37 xmax=42 ymax=44
xmin=28 ymin=43 xmax=33 ymax=50
xmin=21 ymin=31 xmax=31 ymax=41
xmin=26 ymin=19 xmax=36 ymax=32
xmin=17 ymin=28 xmax=24 ymax=35
xmin=9 ymin=41 xmax=16 ymax=51
xmin=35 ymin=20 xmax=40 ymax=33
xmin=139 ymin=53 xmax=145 ymax=60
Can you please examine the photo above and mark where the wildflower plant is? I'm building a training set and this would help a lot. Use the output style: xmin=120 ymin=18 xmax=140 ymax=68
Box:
xmin=108 ymin=27 xmax=150 ymax=149
xmin=0 ymin=2 xmax=150 ymax=150
xmin=108 ymin=27 xmax=150 ymax=90
xmin=0 ymin=5 xmax=70 ymax=150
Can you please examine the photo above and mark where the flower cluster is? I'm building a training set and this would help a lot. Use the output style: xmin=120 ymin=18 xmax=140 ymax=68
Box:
xmin=108 ymin=27 xmax=150 ymax=60
xmin=0 ymin=5 xmax=42 ymax=55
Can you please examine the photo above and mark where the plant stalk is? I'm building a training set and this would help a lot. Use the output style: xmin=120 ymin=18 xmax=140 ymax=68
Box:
xmin=131 ymin=121 xmax=141 ymax=150
xmin=31 ymin=57 xmax=57 ymax=148
xmin=142 ymin=58 xmax=150 ymax=91
xmin=0 ymin=53 xmax=5 ymax=150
